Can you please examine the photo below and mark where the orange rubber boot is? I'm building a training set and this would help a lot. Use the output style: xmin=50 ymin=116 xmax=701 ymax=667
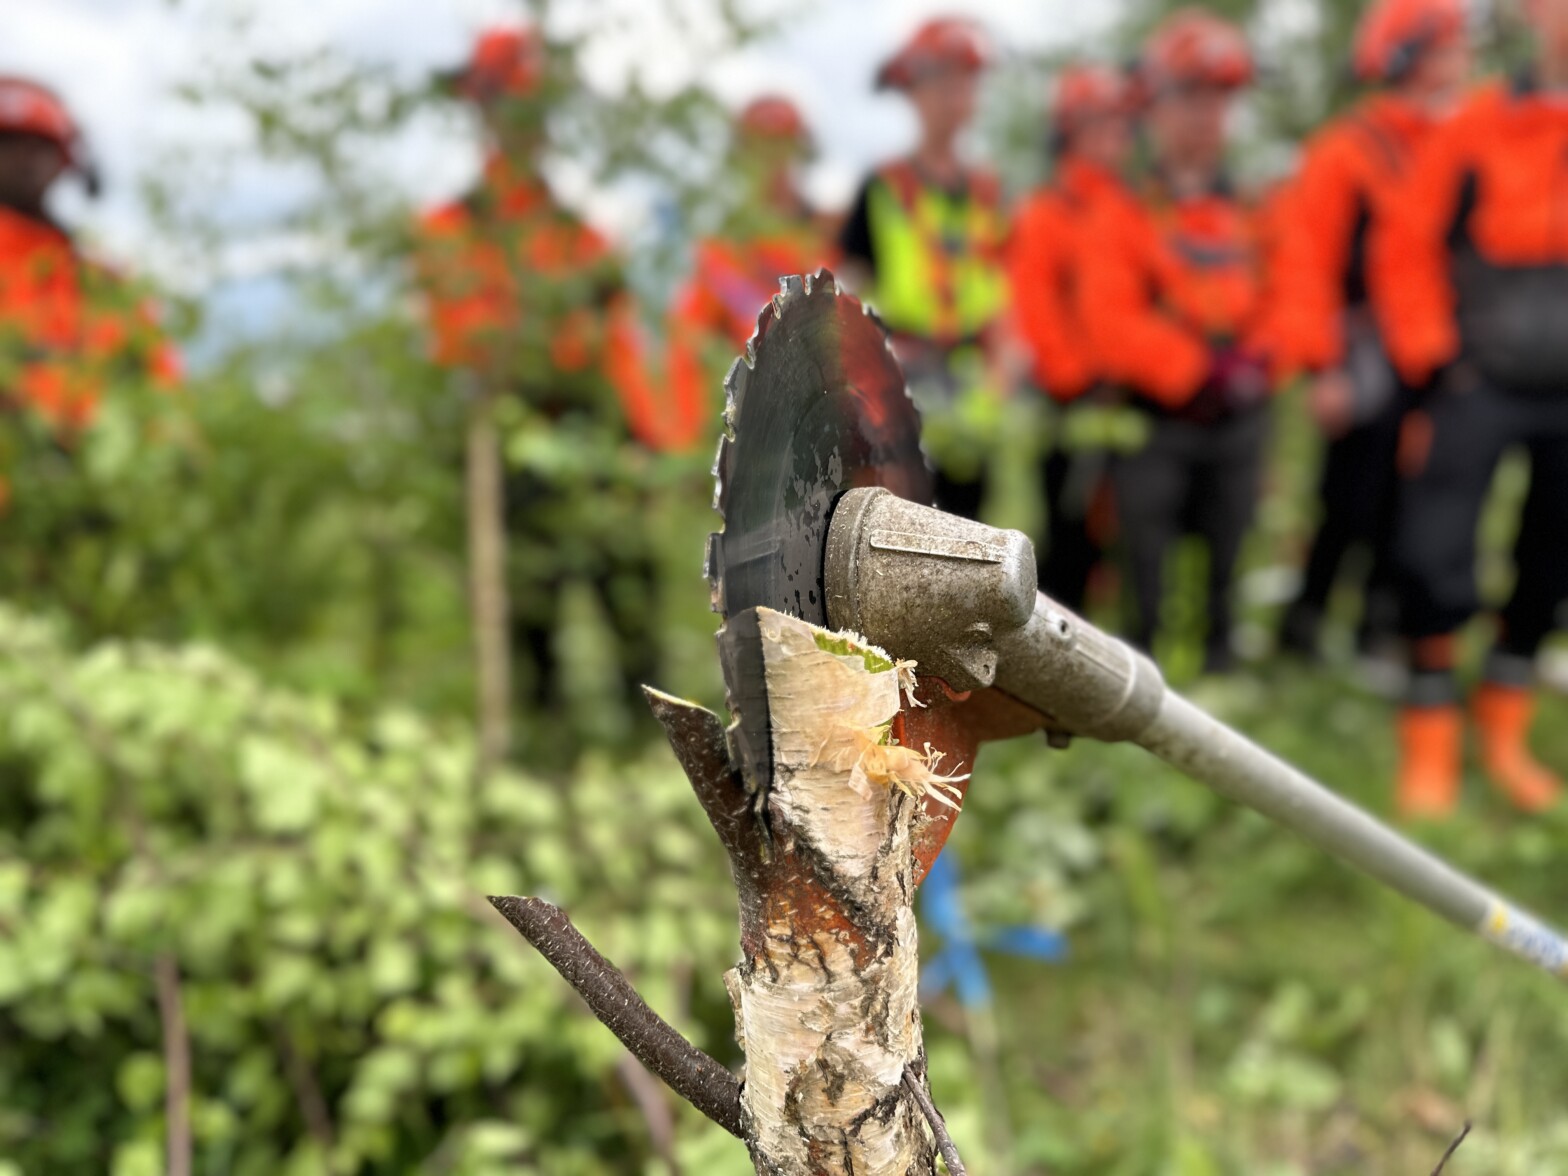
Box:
xmin=1473 ymin=683 xmax=1562 ymax=813
xmin=1396 ymin=706 xmax=1462 ymax=819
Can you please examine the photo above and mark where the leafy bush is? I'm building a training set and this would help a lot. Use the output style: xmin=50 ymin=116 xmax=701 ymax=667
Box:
xmin=0 ymin=607 xmax=742 ymax=1173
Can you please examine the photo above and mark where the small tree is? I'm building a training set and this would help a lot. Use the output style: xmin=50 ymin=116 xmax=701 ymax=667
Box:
xmin=493 ymin=608 xmax=1023 ymax=1174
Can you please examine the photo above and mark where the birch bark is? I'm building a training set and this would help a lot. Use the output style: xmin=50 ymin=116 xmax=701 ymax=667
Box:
xmin=724 ymin=609 xmax=937 ymax=1175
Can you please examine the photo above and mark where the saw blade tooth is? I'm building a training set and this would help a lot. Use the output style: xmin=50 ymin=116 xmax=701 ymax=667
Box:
xmin=743 ymin=289 xmax=785 ymax=366
xmin=703 ymin=531 xmax=724 ymax=613
xmin=711 ymin=433 xmax=731 ymax=514
xmin=721 ymin=356 xmax=748 ymax=436
xmin=801 ymin=267 xmax=837 ymax=301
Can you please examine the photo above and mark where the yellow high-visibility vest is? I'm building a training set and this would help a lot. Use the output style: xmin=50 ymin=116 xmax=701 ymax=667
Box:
xmin=863 ymin=160 xmax=1010 ymax=345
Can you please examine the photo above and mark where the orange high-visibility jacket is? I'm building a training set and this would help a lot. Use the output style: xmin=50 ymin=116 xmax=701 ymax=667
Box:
xmin=666 ymin=229 xmax=823 ymax=452
xmin=1273 ymin=95 xmax=1434 ymax=375
xmin=1079 ymin=176 xmax=1270 ymax=408
xmin=417 ymin=155 xmax=676 ymax=452
xmin=1373 ymin=79 xmax=1568 ymax=388
xmin=0 ymin=206 xmax=179 ymax=432
xmin=1007 ymin=157 xmax=1129 ymax=401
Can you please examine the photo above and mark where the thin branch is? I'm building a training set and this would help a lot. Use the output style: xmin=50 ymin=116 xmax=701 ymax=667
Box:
xmin=273 ymin=1020 xmax=336 ymax=1154
xmin=154 ymin=953 xmax=193 ymax=1176
xmin=643 ymin=687 xmax=761 ymax=863
xmin=614 ymin=1052 xmax=681 ymax=1175
xmin=902 ymin=1065 xmax=967 ymax=1176
xmin=1432 ymin=1121 xmax=1472 ymax=1175
xmin=488 ymin=895 xmax=745 ymax=1139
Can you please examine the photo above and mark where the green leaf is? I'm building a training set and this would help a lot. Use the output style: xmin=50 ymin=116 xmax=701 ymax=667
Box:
xmin=368 ymin=938 xmax=419 ymax=996
xmin=109 ymin=1138 xmax=163 ymax=1176
xmin=115 ymin=1053 xmax=166 ymax=1113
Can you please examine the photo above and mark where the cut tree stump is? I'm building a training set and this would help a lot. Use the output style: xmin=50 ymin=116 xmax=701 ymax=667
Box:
xmin=497 ymin=608 xmax=970 ymax=1175
xmin=654 ymin=607 xmax=962 ymax=1175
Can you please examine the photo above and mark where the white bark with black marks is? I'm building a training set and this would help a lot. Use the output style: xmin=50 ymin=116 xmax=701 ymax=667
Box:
xmin=728 ymin=609 xmax=932 ymax=1175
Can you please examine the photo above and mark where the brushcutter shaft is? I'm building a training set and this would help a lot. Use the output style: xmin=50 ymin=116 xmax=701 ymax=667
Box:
xmin=826 ymin=487 xmax=1568 ymax=983
xmin=1142 ymin=690 xmax=1566 ymax=980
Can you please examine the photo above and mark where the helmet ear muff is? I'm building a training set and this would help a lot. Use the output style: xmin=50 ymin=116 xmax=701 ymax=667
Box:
xmin=78 ymin=154 xmax=102 ymax=199
xmin=1386 ymin=28 xmax=1442 ymax=85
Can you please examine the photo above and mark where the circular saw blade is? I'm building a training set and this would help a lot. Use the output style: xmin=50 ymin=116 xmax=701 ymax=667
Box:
xmin=706 ymin=270 xmax=933 ymax=627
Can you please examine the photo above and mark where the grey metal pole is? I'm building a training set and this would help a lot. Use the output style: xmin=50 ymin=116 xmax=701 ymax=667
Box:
xmin=826 ymin=487 xmax=1568 ymax=985
xmin=1141 ymin=690 xmax=1568 ymax=981
xmin=997 ymin=587 xmax=1568 ymax=985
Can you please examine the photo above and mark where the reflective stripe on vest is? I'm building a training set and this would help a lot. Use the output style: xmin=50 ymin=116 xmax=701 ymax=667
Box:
xmin=866 ymin=169 xmax=1009 ymax=343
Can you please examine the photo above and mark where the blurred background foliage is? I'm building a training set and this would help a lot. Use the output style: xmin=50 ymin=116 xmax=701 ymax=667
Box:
xmin=3 ymin=0 xmax=1568 ymax=1173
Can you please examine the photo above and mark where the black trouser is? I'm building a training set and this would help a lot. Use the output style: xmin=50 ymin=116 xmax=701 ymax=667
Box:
xmin=895 ymin=337 xmax=990 ymax=521
xmin=1039 ymin=442 xmax=1110 ymax=613
xmin=1113 ymin=404 xmax=1270 ymax=671
xmin=1282 ymin=399 xmax=1403 ymax=651
xmin=508 ymin=472 xmax=660 ymax=718
xmin=934 ymin=466 xmax=987 ymax=522
xmin=1394 ymin=382 xmax=1568 ymax=703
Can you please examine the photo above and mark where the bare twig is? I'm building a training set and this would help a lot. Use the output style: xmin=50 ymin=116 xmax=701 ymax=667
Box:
xmin=615 ymin=1052 xmax=681 ymax=1175
xmin=154 ymin=953 xmax=193 ymax=1176
xmin=488 ymin=895 xmax=744 ymax=1138
xmin=274 ymin=1020 xmax=336 ymax=1153
xmin=903 ymin=1065 xmax=967 ymax=1176
xmin=643 ymin=687 xmax=761 ymax=863
xmin=1432 ymin=1121 xmax=1472 ymax=1175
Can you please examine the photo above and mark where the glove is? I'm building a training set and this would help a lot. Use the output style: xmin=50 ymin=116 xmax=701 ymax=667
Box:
xmin=1307 ymin=368 xmax=1355 ymax=439
xmin=1181 ymin=345 xmax=1271 ymax=425
xmin=1411 ymin=358 xmax=1479 ymax=408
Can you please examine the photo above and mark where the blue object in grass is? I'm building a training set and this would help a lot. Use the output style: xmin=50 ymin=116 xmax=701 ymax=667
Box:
xmin=919 ymin=849 xmax=1068 ymax=1010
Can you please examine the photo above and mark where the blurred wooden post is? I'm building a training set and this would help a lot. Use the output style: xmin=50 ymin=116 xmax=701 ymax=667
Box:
xmin=465 ymin=374 xmax=511 ymax=776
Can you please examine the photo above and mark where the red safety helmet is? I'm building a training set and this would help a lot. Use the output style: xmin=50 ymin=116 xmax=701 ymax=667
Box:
xmin=451 ymin=26 xmax=546 ymax=103
xmin=875 ymin=17 xmax=992 ymax=91
xmin=1053 ymin=65 xmax=1136 ymax=133
xmin=0 ymin=77 xmax=81 ymax=162
xmin=737 ymin=95 xmax=809 ymax=144
xmin=1140 ymin=8 xmax=1255 ymax=94
xmin=1353 ymin=0 xmax=1467 ymax=83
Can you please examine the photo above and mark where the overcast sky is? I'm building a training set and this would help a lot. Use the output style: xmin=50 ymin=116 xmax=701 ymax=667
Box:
xmin=3 ymin=0 xmax=1122 ymax=350
xmin=5 ymin=1 xmax=1123 ymax=250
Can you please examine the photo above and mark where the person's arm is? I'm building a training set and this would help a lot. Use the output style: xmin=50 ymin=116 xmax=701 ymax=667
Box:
xmin=1006 ymin=194 xmax=1095 ymax=400
xmin=833 ymin=176 xmax=879 ymax=295
xmin=605 ymin=291 xmax=700 ymax=453
xmin=1270 ymin=129 xmax=1366 ymax=375
xmin=1370 ymin=94 xmax=1489 ymax=387
xmin=662 ymin=257 xmax=730 ymax=453
xmin=1079 ymin=197 xmax=1209 ymax=406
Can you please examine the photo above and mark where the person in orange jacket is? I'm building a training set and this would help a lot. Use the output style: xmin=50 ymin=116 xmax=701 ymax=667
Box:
xmin=417 ymin=27 xmax=671 ymax=721
xmin=1079 ymin=9 xmax=1275 ymax=673
xmin=1276 ymin=0 xmax=1471 ymax=663
xmin=1371 ymin=0 xmax=1568 ymax=817
xmin=667 ymin=95 xmax=825 ymax=433
xmin=838 ymin=17 xmax=1013 ymax=520
xmin=418 ymin=28 xmax=675 ymax=452
xmin=1007 ymin=65 xmax=1138 ymax=612
xmin=0 ymin=76 xmax=178 ymax=491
